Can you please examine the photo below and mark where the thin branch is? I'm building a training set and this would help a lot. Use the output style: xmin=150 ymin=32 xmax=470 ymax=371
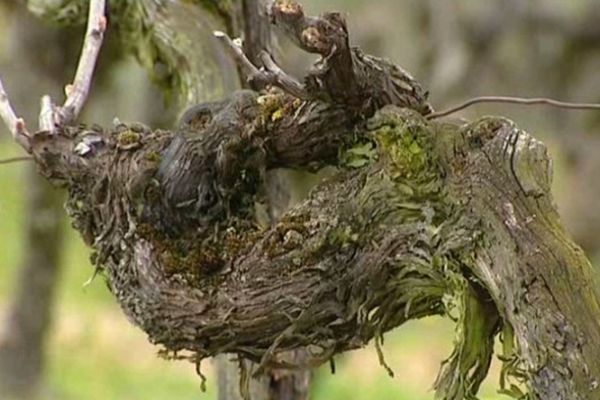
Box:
xmin=213 ymin=31 xmax=261 ymax=77
xmin=39 ymin=95 xmax=57 ymax=132
xmin=0 ymin=156 xmax=33 ymax=165
xmin=58 ymin=0 xmax=107 ymax=125
xmin=214 ymin=31 xmax=310 ymax=99
xmin=427 ymin=96 xmax=600 ymax=120
xmin=258 ymin=51 xmax=309 ymax=99
xmin=0 ymin=75 xmax=31 ymax=152
xmin=0 ymin=0 xmax=106 ymax=153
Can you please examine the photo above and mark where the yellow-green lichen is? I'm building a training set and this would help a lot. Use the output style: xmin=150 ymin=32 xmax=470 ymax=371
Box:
xmin=257 ymin=91 xmax=303 ymax=124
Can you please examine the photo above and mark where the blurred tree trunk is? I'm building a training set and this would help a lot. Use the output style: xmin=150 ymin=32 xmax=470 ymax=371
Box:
xmin=0 ymin=169 xmax=64 ymax=400
xmin=0 ymin=5 xmax=70 ymax=398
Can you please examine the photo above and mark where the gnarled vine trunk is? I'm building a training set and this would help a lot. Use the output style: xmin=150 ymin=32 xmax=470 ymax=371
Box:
xmin=10 ymin=1 xmax=600 ymax=399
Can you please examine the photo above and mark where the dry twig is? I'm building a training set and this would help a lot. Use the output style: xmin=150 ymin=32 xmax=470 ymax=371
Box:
xmin=428 ymin=96 xmax=600 ymax=120
xmin=0 ymin=156 xmax=33 ymax=165
xmin=213 ymin=30 xmax=310 ymax=99
xmin=0 ymin=76 xmax=31 ymax=151
xmin=0 ymin=0 xmax=106 ymax=149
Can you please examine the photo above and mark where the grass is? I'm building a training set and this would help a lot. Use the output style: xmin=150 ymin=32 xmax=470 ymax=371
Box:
xmin=0 ymin=140 xmax=509 ymax=400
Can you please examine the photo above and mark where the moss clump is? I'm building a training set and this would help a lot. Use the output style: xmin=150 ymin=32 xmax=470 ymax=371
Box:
xmin=264 ymin=213 xmax=310 ymax=258
xmin=327 ymin=225 xmax=359 ymax=248
xmin=371 ymin=115 xmax=435 ymax=180
xmin=117 ymin=129 xmax=141 ymax=149
xmin=340 ymin=141 xmax=378 ymax=168
xmin=342 ymin=107 xmax=440 ymax=187
xmin=137 ymin=220 xmax=260 ymax=283
xmin=257 ymin=91 xmax=303 ymax=125
xmin=145 ymin=150 xmax=162 ymax=163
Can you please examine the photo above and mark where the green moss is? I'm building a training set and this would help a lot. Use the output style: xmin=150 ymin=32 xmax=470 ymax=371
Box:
xmin=340 ymin=142 xmax=378 ymax=168
xmin=145 ymin=151 xmax=162 ymax=163
xmin=372 ymin=117 xmax=436 ymax=180
xmin=137 ymin=220 xmax=260 ymax=283
xmin=342 ymin=108 xmax=442 ymax=197
xmin=435 ymin=280 xmax=499 ymax=400
xmin=117 ymin=130 xmax=141 ymax=146
xmin=257 ymin=92 xmax=304 ymax=125
xmin=327 ymin=225 xmax=359 ymax=248
xmin=498 ymin=324 xmax=530 ymax=399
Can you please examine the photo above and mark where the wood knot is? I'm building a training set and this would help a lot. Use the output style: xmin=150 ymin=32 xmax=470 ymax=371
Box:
xmin=301 ymin=26 xmax=331 ymax=53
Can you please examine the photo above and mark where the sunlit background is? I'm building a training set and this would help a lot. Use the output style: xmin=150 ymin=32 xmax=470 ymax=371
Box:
xmin=1 ymin=0 xmax=599 ymax=399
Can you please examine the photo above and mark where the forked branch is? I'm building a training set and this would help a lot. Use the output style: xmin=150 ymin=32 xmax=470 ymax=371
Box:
xmin=0 ymin=0 xmax=106 ymax=147
xmin=213 ymin=30 xmax=310 ymax=99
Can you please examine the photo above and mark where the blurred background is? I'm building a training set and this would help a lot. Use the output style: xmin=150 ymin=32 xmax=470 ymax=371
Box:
xmin=0 ymin=0 xmax=599 ymax=399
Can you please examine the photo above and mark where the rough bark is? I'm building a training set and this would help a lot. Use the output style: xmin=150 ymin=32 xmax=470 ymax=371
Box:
xmin=214 ymin=1 xmax=311 ymax=397
xmin=14 ymin=1 xmax=600 ymax=399
xmin=416 ymin=0 xmax=600 ymax=259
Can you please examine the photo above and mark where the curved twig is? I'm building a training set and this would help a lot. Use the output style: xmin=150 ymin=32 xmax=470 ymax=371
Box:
xmin=213 ymin=30 xmax=310 ymax=99
xmin=213 ymin=31 xmax=261 ymax=77
xmin=428 ymin=96 xmax=600 ymax=120
xmin=0 ymin=156 xmax=33 ymax=165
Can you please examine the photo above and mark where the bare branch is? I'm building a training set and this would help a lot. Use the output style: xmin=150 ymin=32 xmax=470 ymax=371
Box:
xmin=213 ymin=31 xmax=261 ymax=77
xmin=428 ymin=96 xmax=600 ymax=120
xmin=58 ymin=0 xmax=107 ymax=125
xmin=0 ymin=76 xmax=31 ymax=152
xmin=0 ymin=0 xmax=106 ymax=153
xmin=0 ymin=156 xmax=33 ymax=165
xmin=213 ymin=30 xmax=310 ymax=99
xmin=39 ymin=95 xmax=57 ymax=132
xmin=258 ymin=51 xmax=310 ymax=99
